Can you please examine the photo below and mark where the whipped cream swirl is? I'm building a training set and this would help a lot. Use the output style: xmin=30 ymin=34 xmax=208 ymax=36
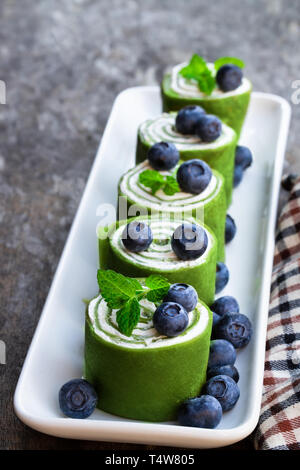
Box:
xmin=88 ymin=294 xmax=209 ymax=349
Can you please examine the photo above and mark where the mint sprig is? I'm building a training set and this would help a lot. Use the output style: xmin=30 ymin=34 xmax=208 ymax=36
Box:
xmin=97 ymin=270 xmax=171 ymax=336
xmin=179 ymin=54 xmax=215 ymax=96
xmin=139 ymin=169 xmax=180 ymax=196
xmin=179 ymin=54 xmax=244 ymax=95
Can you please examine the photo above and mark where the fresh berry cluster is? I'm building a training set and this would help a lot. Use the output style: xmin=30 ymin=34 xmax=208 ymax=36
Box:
xmin=178 ymin=295 xmax=252 ymax=428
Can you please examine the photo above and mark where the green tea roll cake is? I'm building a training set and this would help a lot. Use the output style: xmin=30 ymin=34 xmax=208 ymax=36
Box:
xmin=118 ymin=160 xmax=226 ymax=261
xmin=161 ymin=62 xmax=252 ymax=139
xmin=136 ymin=113 xmax=237 ymax=204
xmin=85 ymin=288 xmax=213 ymax=422
xmin=98 ymin=215 xmax=217 ymax=305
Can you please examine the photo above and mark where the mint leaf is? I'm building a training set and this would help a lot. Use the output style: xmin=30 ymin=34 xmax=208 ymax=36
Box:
xmin=180 ymin=54 xmax=208 ymax=80
xmin=139 ymin=169 xmax=165 ymax=195
xmin=145 ymin=275 xmax=170 ymax=302
xmin=214 ymin=57 xmax=245 ymax=71
xmin=116 ymin=297 xmax=140 ymax=336
xmin=139 ymin=170 xmax=180 ymax=196
xmin=180 ymin=54 xmax=215 ymax=95
xmin=163 ymin=175 xmax=180 ymax=195
xmin=97 ymin=269 xmax=142 ymax=309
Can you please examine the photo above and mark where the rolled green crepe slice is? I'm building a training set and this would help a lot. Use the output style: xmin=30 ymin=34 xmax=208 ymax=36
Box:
xmin=118 ymin=160 xmax=226 ymax=261
xmin=84 ymin=288 xmax=213 ymax=422
xmin=161 ymin=62 xmax=252 ymax=139
xmin=98 ymin=215 xmax=217 ymax=306
xmin=136 ymin=113 xmax=237 ymax=205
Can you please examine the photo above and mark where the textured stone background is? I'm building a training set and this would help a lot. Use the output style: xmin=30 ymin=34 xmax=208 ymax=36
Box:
xmin=0 ymin=0 xmax=299 ymax=451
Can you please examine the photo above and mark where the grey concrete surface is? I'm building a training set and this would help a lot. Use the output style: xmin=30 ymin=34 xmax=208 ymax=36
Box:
xmin=0 ymin=0 xmax=299 ymax=450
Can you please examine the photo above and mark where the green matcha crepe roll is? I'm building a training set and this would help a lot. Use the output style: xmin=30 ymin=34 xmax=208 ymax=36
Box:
xmin=161 ymin=61 xmax=252 ymax=139
xmin=118 ymin=160 xmax=226 ymax=261
xmin=85 ymin=287 xmax=212 ymax=422
xmin=136 ymin=113 xmax=237 ymax=204
xmin=98 ymin=215 xmax=217 ymax=305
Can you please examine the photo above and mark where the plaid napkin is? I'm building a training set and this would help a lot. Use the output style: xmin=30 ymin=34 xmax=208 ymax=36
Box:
xmin=254 ymin=176 xmax=300 ymax=450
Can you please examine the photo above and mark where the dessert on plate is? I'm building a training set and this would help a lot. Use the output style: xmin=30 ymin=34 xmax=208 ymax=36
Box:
xmin=161 ymin=54 xmax=252 ymax=139
xmin=98 ymin=215 xmax=217 ymax=306
xmin=84 ymin=274 xmax=213 ymax=422
xmin=118 ymin=159 xmax=227 ymax=261
xmin=136 ymin=111 xmax=237 ymax=204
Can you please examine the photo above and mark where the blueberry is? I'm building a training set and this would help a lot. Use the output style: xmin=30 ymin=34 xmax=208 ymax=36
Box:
xmin=216 ymin=64 xmax=243 ymax=92
xmin=175 ymin=105 xmax=205 ymax=135
xmin=164 ymin=283 xmax=198 ymax=312
xmin=235 ymin=145 xmax=253 ymax=170
xmin=148 ymin=142 xmax=179 ymax=171
xmin=233 ymin=165 xmax=243 ymax=188
xmin=176 ymin=159 xmax=212 ymax=194
xmin=207 ymin=364 xmax=240 ymax=383
xmin=178 ymin=395 xmax=222 ymax=429
xmin=214 ymin=313 xmax=253 ymax=348
xmin=212 ymin=311 xmax=221 ymax=329
xmin=204 ymin=375 xmax=240 ymax=411
xmin=215 ymin=262 xmax=229 ymax=294
xmin=195 ymin=114 xmax=222 ymax=142
xmin=122 ymin=221 xmax=153 ymax=252
xmin=225 ymin=214 xmax=236 ymax=243
xmin=171 ymin=223 xmax=208 ymax=260
xmin=210 ymin=295 xmax=240 ymax=317
xmin=153 ymin=302 xmax=188 ymax=337
xmin=208 ymin=339 xmax=236 ymax=369
xmin=59 ymin=379 xmax=98 ymax=419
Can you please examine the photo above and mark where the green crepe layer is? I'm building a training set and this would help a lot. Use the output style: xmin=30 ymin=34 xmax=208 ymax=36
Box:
xmin=161 ymin=72 xmax=252 ymax=140
xmin=135 ymin=113 xmax=237 ymax=205
xmin=98 ymin=215 xmax=217 ymax=306
xmin=118 ymin=161 xmax=226 ymax=261
xmin=84 ymin=291 xmax=213 ymax=421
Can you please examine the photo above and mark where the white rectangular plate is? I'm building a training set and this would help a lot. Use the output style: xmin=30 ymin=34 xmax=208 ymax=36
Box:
xmin=14 ymin=87 xmax=291 ymax=449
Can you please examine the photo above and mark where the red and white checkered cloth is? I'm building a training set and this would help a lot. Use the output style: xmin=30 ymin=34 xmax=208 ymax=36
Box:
xmin=254 ymin=178 xmax=300 ymax=450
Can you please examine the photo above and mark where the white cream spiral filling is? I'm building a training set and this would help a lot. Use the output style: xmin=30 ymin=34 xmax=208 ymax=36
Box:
xmin=111 ymin=217 xmax=213 ymax=270
xmin=120 ymin=160 xmax=221 ymax=212
xmin=88 ymin=294 xmax=209 ymax=349
xmin=169 ymin=62 xmax=252 ymax=99
xmin=139 ymin=113 xmax=235 ymax=151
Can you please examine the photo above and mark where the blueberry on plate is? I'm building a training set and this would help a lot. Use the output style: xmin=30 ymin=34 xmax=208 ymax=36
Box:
xmin=147 ymin=141 xmax=180 ymax=171
xmin=208 ymin=339 xmax=236 ymax=369
xmin=122 ymin=221 xmax=153 ymax=253
xmin=178 ymin=395 xmax=222 ymax=429
xmin=233 ymin=165 xmax=243 ymax=188
xmin=59 ymin=379 xmax=98 ymax=419
xmin=216 ymin=64 xmax=243 ymax=92
xmin=164 ymin=283 xmax=198 ymax=312
xmin=214 ymin=313 xmax=253 ymax=348
xmin=204 ymin=375 xmax=240 ymax=411
xmin=176 ymin=159 xmax=212 ymax=194
xmin=225 ymin=214 xmax=236 ymax=243
xmin=195 ymin=114 xmax=222 ymax=142
xmin=215 ymin=262 xmax=229 ymax=294
xmin=153 ymin=302 xmax=189 ymax=337
xmin=212 ymin=311 xmax=221 ymax=330
xmin=235 ymin=145 xmax=253 ymax=170
xmin=207 ymin=364 xmax=240 ymax=383
xmin=175 ymin=105 xmax=205 ymax=135
xmin=210 ymin=295 xmax=239 ymax=317
xmin=171 ymin=223 xmax=208 ymax=260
